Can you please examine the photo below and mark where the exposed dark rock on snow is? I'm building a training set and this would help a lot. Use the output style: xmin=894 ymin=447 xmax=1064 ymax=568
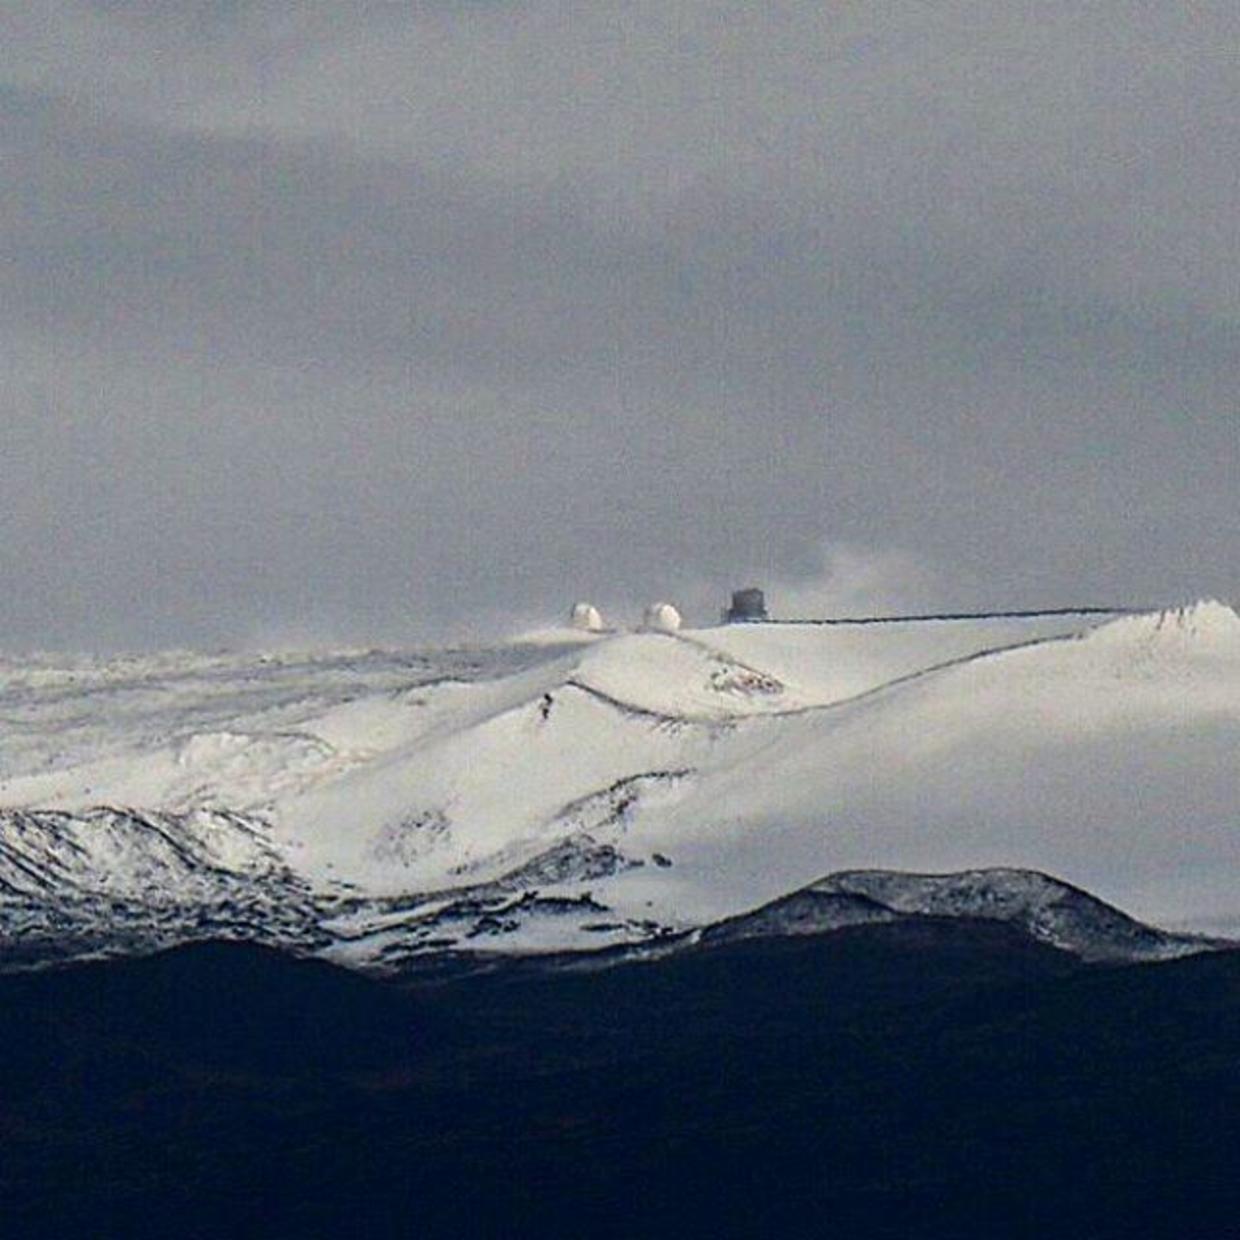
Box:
xmin=0 ymin=806 xmax=325 ymax=968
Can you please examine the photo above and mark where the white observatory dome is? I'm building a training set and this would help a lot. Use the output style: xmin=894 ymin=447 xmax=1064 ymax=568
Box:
xmin=569 ymin=602 xmax=605 ymax=632
xmin=642 ymin=602 xmax=682 ymax=633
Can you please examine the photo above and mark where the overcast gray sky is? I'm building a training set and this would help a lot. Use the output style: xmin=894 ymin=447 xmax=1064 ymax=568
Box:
xmin=2 ymin=2 xmax=1237 ymax=649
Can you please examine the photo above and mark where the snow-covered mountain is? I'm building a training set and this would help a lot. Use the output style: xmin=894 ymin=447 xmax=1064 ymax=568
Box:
xmin=1 ymin=603 xmax=1237 ymax=970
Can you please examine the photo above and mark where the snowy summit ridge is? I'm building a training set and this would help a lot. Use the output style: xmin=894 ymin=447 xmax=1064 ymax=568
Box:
xmin=0 ymin=602 xmax=1237 ymax=970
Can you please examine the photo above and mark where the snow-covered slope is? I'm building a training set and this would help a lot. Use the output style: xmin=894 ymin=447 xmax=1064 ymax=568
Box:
xmin=1 ymin=604 xmax=1237 ymax=970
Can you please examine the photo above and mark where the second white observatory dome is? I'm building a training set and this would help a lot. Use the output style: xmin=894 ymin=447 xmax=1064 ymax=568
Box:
xmin=642 ymin=602 xmax=682 ymax=633
xmin=569 ymin=602 xmax=605 ymax=632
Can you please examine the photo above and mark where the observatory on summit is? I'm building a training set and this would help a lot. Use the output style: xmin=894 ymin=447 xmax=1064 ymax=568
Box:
xmin=724 ymin=588 xmax=769 ymax=623
xmin=642 ymin=602 xmax=683 ymax=633
xmin=569 ymin=602 xmax=605 ymax=632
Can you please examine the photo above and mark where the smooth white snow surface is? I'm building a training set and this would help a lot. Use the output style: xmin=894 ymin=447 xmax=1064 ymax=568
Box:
xmin=1 ymin=604 xmax=1237 ymax=964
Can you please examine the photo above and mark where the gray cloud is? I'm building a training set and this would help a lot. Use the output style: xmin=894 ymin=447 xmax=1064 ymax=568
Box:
xmin=1 ymin=2 xmax=1237 ymax=649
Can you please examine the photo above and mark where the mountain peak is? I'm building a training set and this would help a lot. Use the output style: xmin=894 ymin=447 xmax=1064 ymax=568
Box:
xmin=1 ymin=604 xmax=1236 ymax=972
xmin=704 ymin=868 xmax=1223 ymax=963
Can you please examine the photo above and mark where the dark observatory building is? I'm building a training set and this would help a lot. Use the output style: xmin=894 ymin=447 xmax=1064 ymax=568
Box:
xmin=723 ymin=588 xmax=769 ymax=623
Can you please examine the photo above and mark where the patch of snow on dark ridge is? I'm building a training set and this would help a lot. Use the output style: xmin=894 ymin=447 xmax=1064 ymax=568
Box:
xmin=699 ymin=890 xmax=901 ymax=945
xmin=787 ymin=869 xmax=1223 ymax=962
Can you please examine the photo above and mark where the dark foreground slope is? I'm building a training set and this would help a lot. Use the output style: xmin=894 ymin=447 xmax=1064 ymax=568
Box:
xmin=1 ymin=925 xmax=1237 ymax=1240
